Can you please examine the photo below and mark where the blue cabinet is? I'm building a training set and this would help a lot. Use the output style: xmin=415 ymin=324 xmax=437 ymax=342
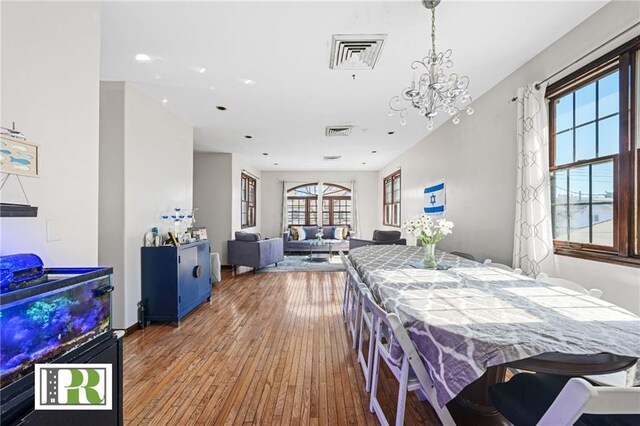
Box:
xmin=141 ymin=241 xmax=211 ymax=325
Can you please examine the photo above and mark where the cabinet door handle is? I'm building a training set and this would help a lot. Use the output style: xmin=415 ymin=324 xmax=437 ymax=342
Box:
xmin=193 ymin=266 xmax=202 ymax=278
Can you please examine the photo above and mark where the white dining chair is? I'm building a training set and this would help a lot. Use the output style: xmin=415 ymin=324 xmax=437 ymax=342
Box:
xmin=366 ymin=292 xmax=455 ymax=426
xmin=490 ymin=373 xmax=640 ymax=426
xmin=346 ymin=267 xmax=362 ymax=349
xmin=536 ymin=272 xmax=603 ymax=299
xmin=356 ymin=282 xmax=375 ymax=392
xmin=339 ymin=251 xmax=353 ymax=322
xmin=483 ymin=258 xmax=523 ymax=275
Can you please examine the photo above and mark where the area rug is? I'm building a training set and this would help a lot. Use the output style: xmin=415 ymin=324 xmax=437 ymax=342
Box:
xmin=258 ymin=255 xmax=346 ymax=273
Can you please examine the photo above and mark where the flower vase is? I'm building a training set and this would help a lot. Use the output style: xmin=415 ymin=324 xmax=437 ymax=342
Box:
xmin=422 ymin=243 xmax=437 ymax=269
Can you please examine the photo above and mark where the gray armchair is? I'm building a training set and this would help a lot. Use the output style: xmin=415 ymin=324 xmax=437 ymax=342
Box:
xmin=349 ymin=230 xmax=407 ymax=250
xmin=228 ymin=231 xmax=284 ymax=273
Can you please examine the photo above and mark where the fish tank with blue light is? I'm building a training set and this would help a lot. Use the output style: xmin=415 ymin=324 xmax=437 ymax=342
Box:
xmin=0 ymin=254 xmax=114 ymax=389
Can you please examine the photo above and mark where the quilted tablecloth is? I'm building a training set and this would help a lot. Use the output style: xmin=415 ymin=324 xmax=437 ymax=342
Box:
xmin=349 ymin=245 xmax=640 ymax=407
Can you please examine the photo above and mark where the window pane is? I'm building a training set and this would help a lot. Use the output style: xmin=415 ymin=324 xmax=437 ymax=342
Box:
xmin=598 ymin=115 xmax=619 ymax=157
xmin=551 ymin=169 xmax=568 ymax=205
xmin=385 ymin=180 xmax=392 ymax=203
xmin=568 ymin=204 xmax=590 ymax=244
xmin=555 ymin=131 xmax=573 ymax=165
xmin=569 ymin=165 xmax=590 ymax=204
xmin=598 ymin=71 xmax=619 ymax=118
xmin=555 ymin=93 xmax=573 ymax=133
xmin=575 ymin=82 xmax=596 ymax=126
xmin=575 ymin=123 xmax=596 ymax=161
xmin=591 ymin=161 xmax=614 ymax=246
xmin=568 ymin=165 xmax=590 ymax=244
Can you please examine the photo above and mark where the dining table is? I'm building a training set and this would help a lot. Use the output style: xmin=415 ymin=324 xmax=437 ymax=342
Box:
xmin=348 ymin=245 xmax=640 ymax=413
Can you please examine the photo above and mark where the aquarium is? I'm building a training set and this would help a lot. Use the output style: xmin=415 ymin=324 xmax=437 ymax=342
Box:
xmin=0 ymin=267 xmax=113 ymax=388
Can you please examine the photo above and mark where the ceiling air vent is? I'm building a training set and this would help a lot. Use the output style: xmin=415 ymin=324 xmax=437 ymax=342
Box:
xmin=330 ymin=34 xmax=387 ymax=70
xmin=325 ymin=126 xmax=352 ymax=137
xmin=323 ymin=155 xmax=342 ymax=161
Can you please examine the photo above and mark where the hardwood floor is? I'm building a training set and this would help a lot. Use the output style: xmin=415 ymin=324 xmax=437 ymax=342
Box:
xmin=123 ymin=269 xmax=442 ymax=425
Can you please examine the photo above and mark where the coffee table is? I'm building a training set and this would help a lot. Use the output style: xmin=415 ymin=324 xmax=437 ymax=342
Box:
xmin=307 ymin=241 xmax=336 ymax=262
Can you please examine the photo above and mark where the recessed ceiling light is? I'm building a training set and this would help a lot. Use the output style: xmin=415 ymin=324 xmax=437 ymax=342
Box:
xmin=199 ymin=68 xmax=206 ymax=74
xmin=274 ymin=163 xmax=279 ymax=166
xmin=216 ymin=106 xmax=227 ymax=111
xmin=388 ymin=131 xmax=395 ymax=135
xmin=209 ymin=86 xmax=216 ymax=90
xmin=362 ymin=162 xmax=366 ymax=165
xmin=244 ymin=135 xmax=253 ymax=139
xmin=161 ymin=98 xmax=168 ymax=104
xmin=135 ymin=53 xmax=152 ymax=62
xmin=371 ymin=150 xmax=377 ymax=154
xmin=243 ymin=79 xmax=256 ymax=85
xmin=262 ymin=153 xmax=269 ymax=156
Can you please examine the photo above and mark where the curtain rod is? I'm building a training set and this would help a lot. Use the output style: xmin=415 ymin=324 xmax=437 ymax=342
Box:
xmin=241 ymin=169 xmax=260 ymax=180
xmin=510 ymin=21 xmax=640 ymax=103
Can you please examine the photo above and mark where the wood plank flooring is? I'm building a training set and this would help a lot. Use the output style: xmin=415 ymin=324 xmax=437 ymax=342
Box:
xmin=123 ymin=270 xmax=441 ymax=425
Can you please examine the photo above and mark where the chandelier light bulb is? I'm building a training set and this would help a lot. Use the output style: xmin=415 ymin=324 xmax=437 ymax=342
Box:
xmin=388 ymin=0 xmax=473 ymax=128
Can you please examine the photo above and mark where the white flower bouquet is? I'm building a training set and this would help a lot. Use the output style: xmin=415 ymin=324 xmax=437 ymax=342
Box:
xmin=403 ymin=214 xmax=454 ymax=268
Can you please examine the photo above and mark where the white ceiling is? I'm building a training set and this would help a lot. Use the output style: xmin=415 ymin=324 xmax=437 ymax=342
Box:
xmin=101 ymin=1 xmax=606 ymax=171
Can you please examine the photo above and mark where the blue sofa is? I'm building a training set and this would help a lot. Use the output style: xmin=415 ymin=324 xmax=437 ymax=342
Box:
xmin=228 ymin=231 xmax=284 ymax=273
xmin=349 ymin=230 xmax=406 ymax=250
xmin=283 ymin=225 xmax=351 ymax=254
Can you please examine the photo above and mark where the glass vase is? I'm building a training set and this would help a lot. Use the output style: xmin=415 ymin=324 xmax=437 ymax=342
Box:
xmin=422 ymin=243 xmax=437 ymax=269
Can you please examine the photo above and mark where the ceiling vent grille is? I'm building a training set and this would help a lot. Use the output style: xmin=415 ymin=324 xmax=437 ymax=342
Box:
xmin=323 ymin=155 xmax=342 ymax=161
xmin=330 ymin=34 xmax=387 ymax=70
xmin=325 ymin=126 xmax=353 ymax=137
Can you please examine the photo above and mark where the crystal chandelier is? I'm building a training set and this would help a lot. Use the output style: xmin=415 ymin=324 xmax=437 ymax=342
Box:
xmin=389 ymin=0 xmax=474 ymax=130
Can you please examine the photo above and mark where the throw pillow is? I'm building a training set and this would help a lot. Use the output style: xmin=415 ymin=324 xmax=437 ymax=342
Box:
xmin=297 ymin=227 xmax=307 ymax=241
xmin=322 ymin=226 xmax=335 ymax=240
xmin=334 ymin=227 xmax=344 ymax=240
xmin=290 ymin=227 xmax=298 ymax=241
xmin=304 ymin=226 xmax=319 ymax=240
xmin=342 ymin=226 xmax=350 ymax=239
xmin=235 ymin=231 xmax=261 ymax=242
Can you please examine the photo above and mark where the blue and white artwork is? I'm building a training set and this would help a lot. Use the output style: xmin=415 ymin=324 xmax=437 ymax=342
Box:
xmin=0 ymin=136 xmax=39 ymax=177
xmin=424 ymin=181 xmax=445 ymax=214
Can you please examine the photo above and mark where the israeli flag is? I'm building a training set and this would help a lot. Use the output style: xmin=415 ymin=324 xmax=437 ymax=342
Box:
xmin=424 ymin=181 xmax=445 ymax=214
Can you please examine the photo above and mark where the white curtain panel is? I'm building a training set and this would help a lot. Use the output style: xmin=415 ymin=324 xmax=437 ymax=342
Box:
xmin=280 ymin=181 xmax=288 ymax=233
xmin=513 ymin=82 xmax=556 ymax=277
xmin=351 ymin=180 xmax=360 ymax=237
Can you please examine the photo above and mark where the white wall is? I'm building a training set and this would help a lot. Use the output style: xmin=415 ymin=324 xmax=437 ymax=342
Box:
xmin=99 ymin=82 xmax=193 ymax=329
xmin=193 ymin=153 xmax=261 ymax=265
xmin=377 ymin=1 xmax=640 ymax=314
xmin=0 ymin=2 xmax=101 ymax=266
xmin=260 ymin=170 xmax=379 ymax=240
xmin=193 ymin=152 xmax=233 ymax=263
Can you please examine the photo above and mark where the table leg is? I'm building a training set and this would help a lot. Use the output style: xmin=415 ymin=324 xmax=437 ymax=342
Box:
xmin=454 ymin=365 xmax=506 ymax=415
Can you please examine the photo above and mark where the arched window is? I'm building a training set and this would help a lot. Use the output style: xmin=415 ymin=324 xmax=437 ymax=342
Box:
xmin=322 ymin=184 xmax=351 ymax=226
xmin=286 ymin=183 xmax=352 ymax=226
xmin=287 ymin=183 xmax=319 ymax=226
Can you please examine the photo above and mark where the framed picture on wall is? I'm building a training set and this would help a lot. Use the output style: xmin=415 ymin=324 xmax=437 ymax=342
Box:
xmin=0 ymin=135 xmax=39 ymax=177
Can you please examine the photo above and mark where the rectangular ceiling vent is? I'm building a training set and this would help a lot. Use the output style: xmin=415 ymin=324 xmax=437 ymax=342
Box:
xmin=325 ymin=126 xmax=352 ymax=137
xmin=323 ymin=155 xmax=342 ymax=161
xmin=330 ymin=34 xmax=387 ymax=70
